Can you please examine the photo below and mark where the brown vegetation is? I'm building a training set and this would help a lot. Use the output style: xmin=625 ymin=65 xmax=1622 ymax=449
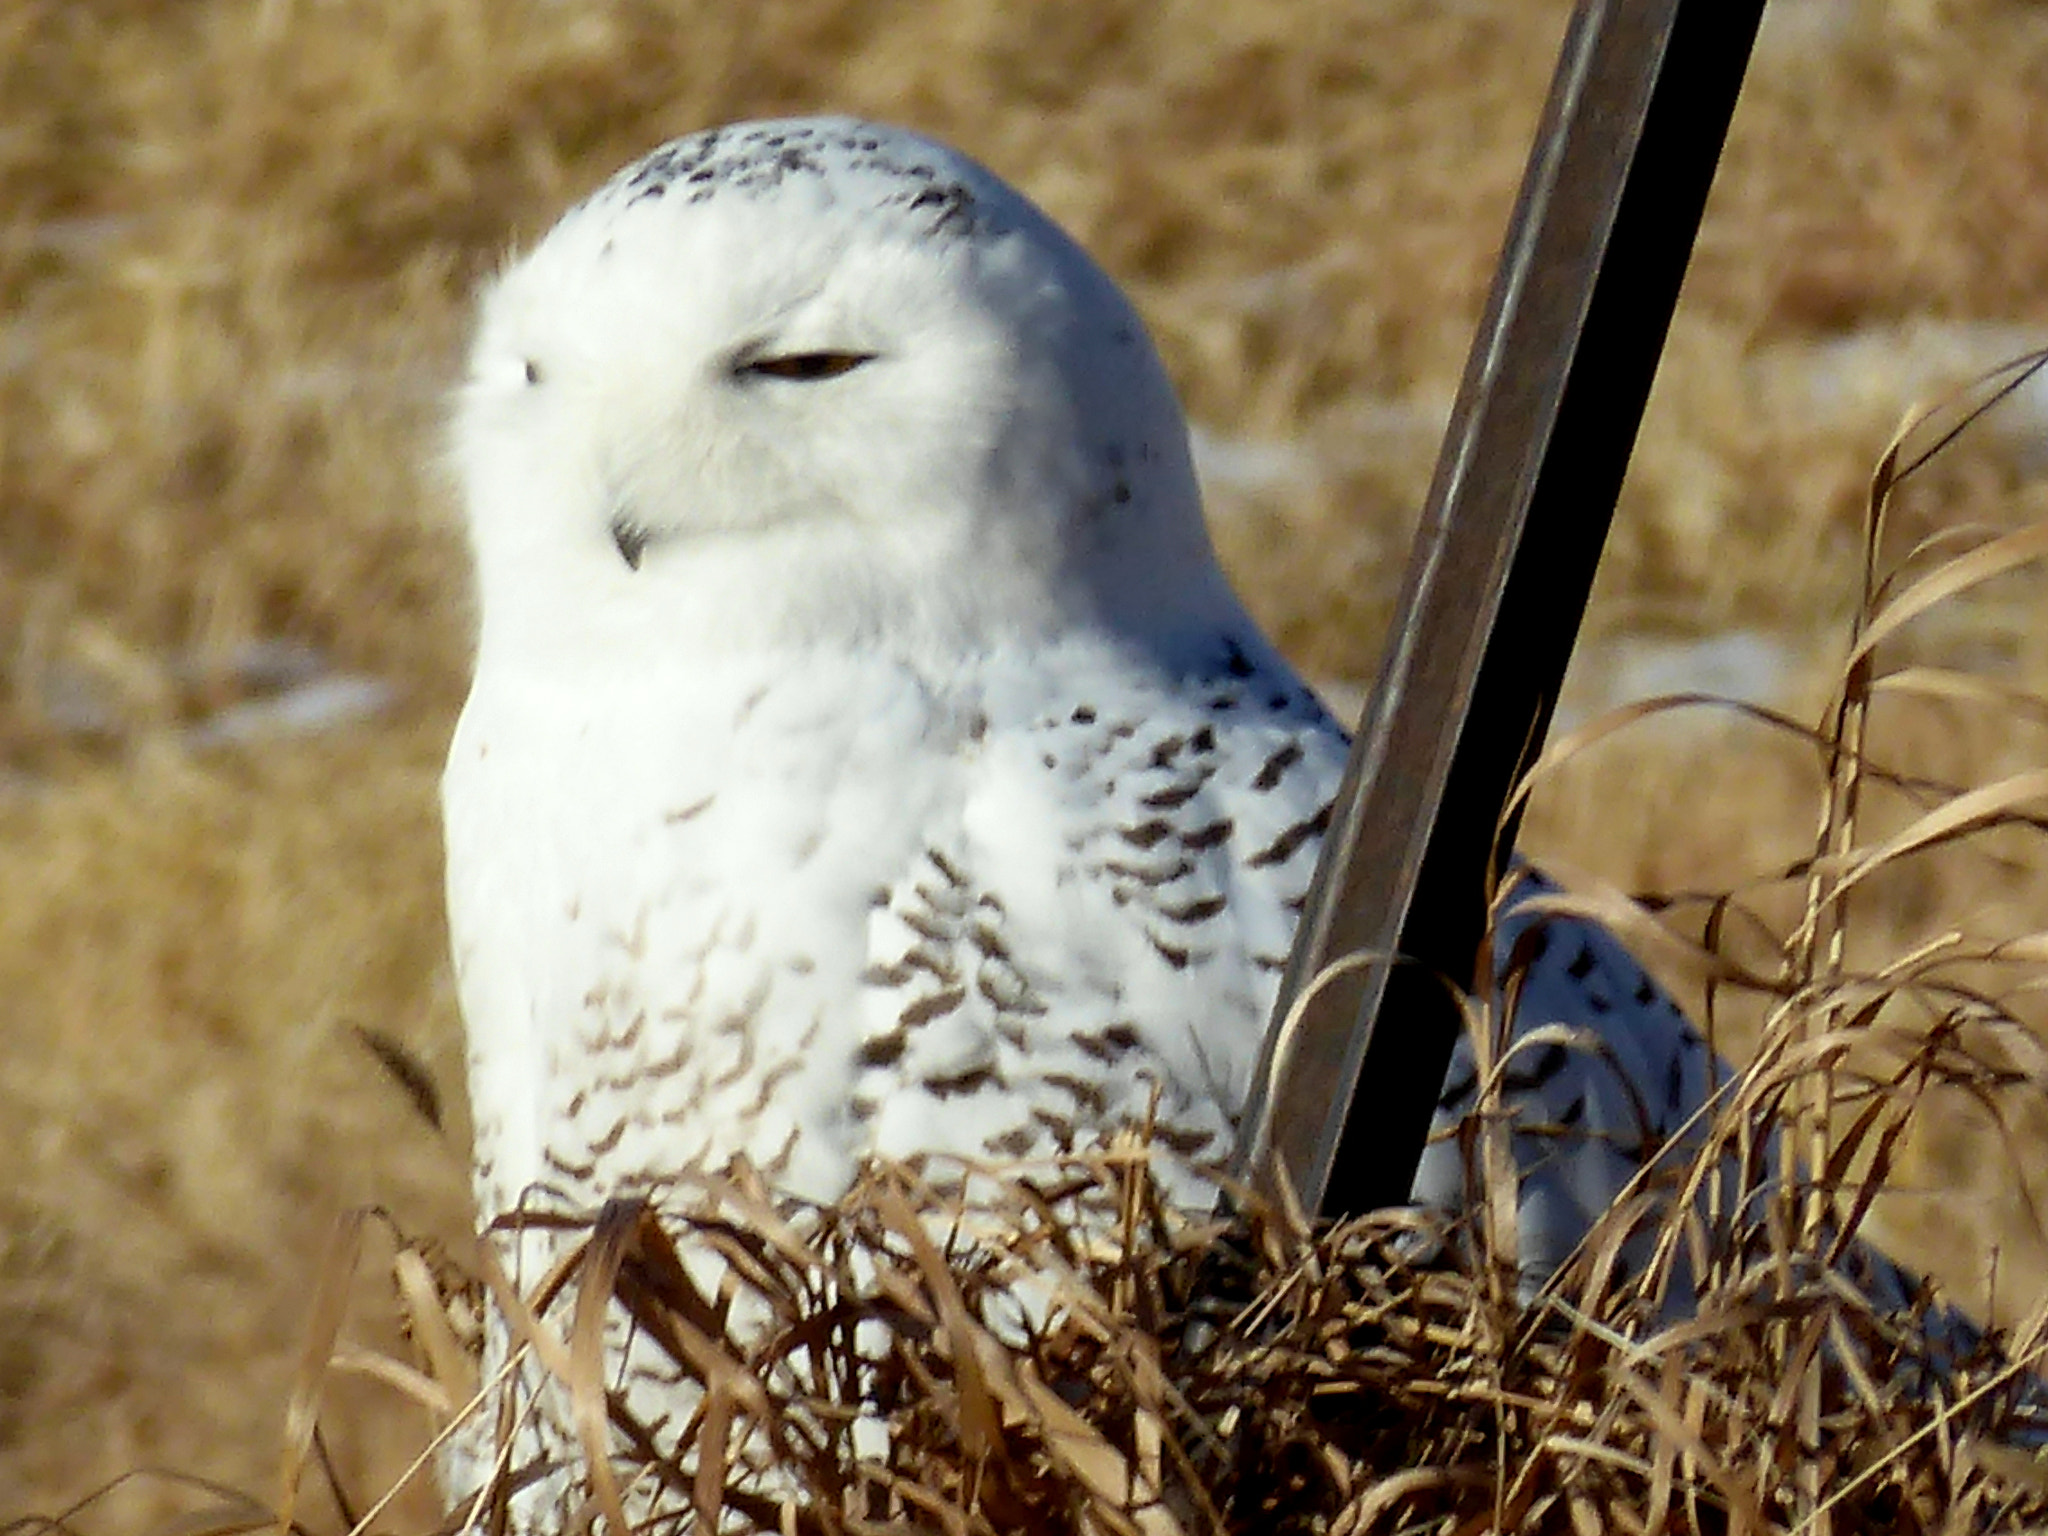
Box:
xmin=5 ymin=0 xmax=2048 ymax=1525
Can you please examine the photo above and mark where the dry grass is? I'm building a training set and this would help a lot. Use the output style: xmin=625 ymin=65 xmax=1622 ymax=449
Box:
xmin=131 ymin=380 xmax=2048 ymax=1534
xmin=6 ymin=0 xmax=2048 ymax=1525
xmin=261 ymin=1151 xmax=2048 ymax=1536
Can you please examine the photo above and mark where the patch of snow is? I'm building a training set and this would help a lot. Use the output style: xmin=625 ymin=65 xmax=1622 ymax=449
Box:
xmin=187 ymin=673 xmax=395 ymax=746
xmin=1555 ymin=630 xmax=1800 ymax=734
xmin=1188 ymin=425 xmax=1323 ymax=496
xmin=1755 ymin=0 xmax=1861 ymax=58
xmin=1754 ymin=322 xmax=2048 ymax=467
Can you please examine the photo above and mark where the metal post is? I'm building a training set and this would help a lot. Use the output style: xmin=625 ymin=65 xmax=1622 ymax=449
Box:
xmin=1231 ymin=0 xmax=1766 ymax=1219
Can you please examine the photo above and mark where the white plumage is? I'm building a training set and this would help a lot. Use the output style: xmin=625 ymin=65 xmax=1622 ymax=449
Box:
xmin=440 ymin=117 xmax=1863 ymax=1516
xmin=449 ymin=117 xmax=1347 ymax=1219
xmin=445 ymin=115 xmax=1719 ymax=1231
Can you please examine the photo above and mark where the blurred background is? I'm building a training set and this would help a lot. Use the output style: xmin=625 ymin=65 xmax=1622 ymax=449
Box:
xmin=4 ymin=0 xmax=2048 ymax=1522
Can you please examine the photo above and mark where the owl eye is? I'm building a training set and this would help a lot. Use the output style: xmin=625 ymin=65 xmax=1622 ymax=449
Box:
xmin=741 ymin=351 xmax=877 ymax=381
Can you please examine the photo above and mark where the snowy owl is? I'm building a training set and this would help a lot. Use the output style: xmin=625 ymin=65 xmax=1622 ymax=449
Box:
xmin=444 ymin=117 xmax=1902 ymax=1516
xmin=443 ymin=115 xmax=1719 ymax=1253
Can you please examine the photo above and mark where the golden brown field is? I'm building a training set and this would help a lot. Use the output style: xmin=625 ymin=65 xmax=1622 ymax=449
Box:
xmin=5 ymin=0 xmax=2048 ymax=1525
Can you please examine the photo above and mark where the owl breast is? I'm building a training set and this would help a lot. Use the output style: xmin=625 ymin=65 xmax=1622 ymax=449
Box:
xmin=442 ymin=636 xmax=1345 ymax=1223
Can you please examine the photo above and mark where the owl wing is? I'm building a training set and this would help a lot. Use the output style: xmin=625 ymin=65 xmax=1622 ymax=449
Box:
xmin=843 ymin=634 xmax=1348 ymax=1196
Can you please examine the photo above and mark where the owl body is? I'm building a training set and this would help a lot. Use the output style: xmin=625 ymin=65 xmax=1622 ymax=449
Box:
xmin=443 ymin=112 xmax=1742 ymax=1268
xmin=446 ymin=624 xmax=1348 ymax=1225
xmin=444 ymin=116 xmax=1379 ymax=1237
xmin=443 ymin=116 xmax=1831 ymax=1520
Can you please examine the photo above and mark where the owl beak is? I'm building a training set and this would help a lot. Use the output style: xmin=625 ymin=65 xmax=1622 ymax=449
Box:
xmin=608 ymin=485 xmax=683 ymax=570
xmin=610 ymin=515 xmax=652 ymax=571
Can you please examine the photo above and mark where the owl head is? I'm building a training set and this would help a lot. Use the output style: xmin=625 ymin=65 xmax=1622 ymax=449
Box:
xmin=452 ymin=118 xmax=1244 ymax=667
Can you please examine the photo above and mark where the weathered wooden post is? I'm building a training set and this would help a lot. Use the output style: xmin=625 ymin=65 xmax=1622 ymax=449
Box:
xmin=1232 ymin=0 xmax=1768 ymax=1218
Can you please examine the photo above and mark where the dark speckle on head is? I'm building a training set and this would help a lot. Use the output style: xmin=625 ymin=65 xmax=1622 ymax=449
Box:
xmin=602 ymin=123 xmax=989 ymax=239
xmin=892 ymin=180 xmax=978 ymax=235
